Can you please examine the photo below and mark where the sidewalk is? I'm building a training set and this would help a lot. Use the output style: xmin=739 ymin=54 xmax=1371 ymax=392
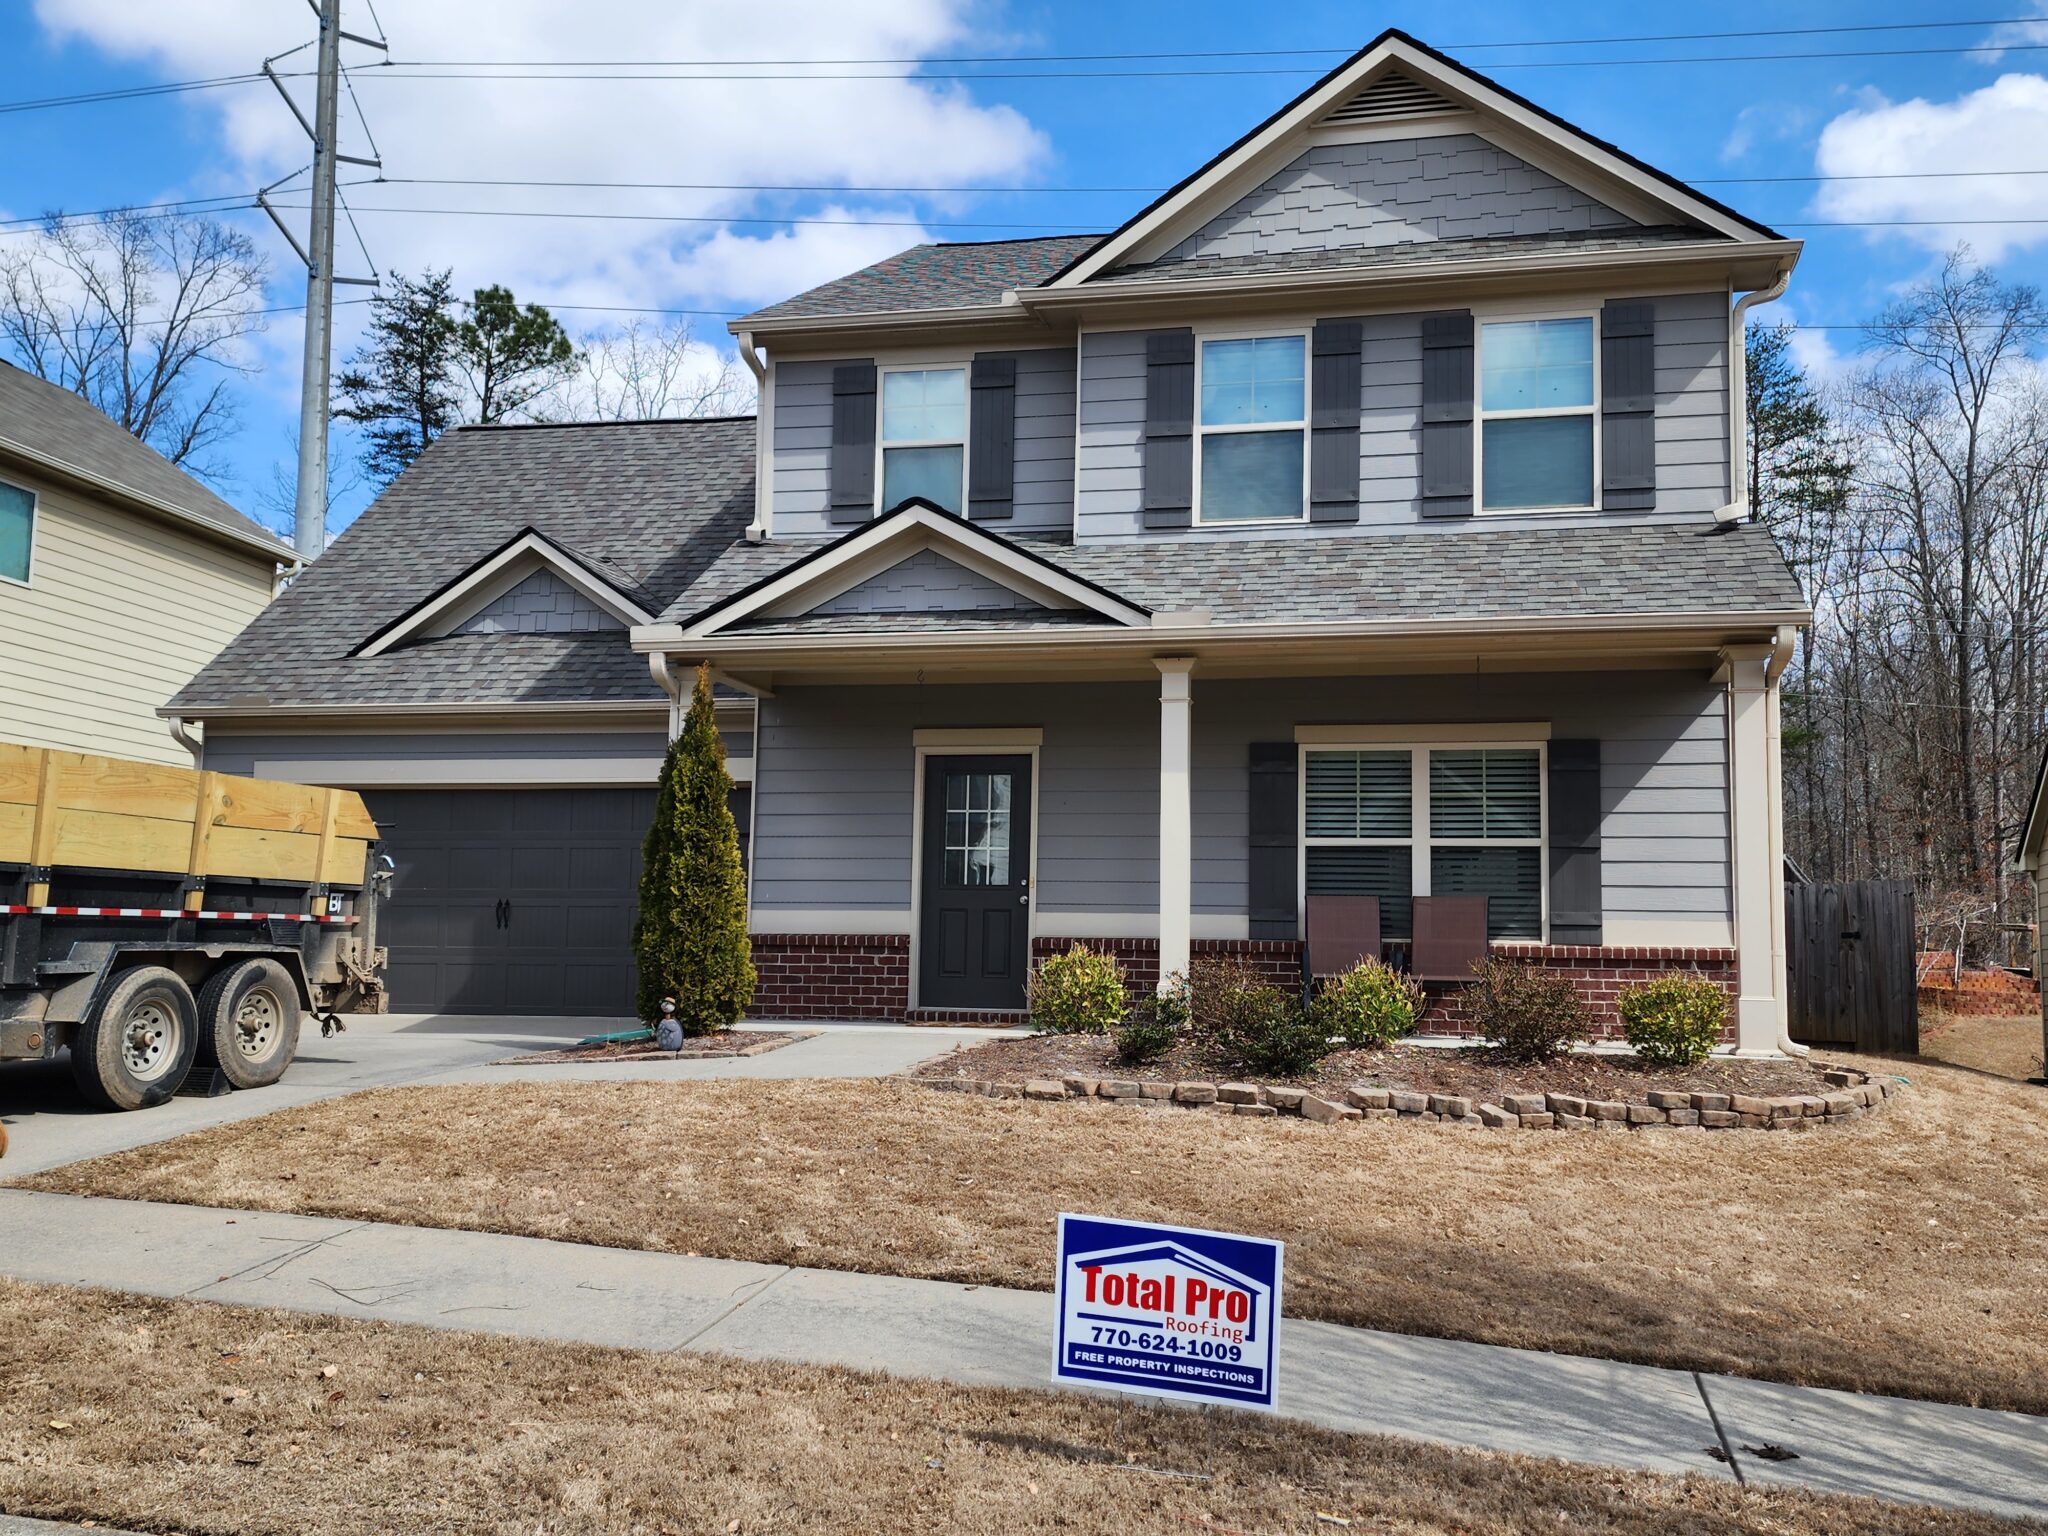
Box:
xmin=2 ymin=1187 xmax=2041 ymax=1522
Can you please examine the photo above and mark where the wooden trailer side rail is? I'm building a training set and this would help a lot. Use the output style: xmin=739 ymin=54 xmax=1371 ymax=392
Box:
xmin=0 ymin=742 xmax=377 ymax=903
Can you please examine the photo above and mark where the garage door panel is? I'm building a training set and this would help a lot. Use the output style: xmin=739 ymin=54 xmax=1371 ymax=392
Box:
xmin=568 ymin=843 xmax=632 ymax=892
xmin=511 ymin=844 xmax=569 ymax=891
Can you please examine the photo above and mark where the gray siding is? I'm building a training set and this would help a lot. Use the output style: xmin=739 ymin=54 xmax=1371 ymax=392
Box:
xmin=1161 ymin=136 xmax=1635 ymax=267
xmin=454 ymin=570 xmax=622 ymax=635
xmin=750 ymin=670 xmax=1727 ymax=936
xmin=771 ymin=347 xmax=1076 ymax=538
xmin=198 ymin=727 xmax=748 ymax=783
xmin=811 ymin=547 xmax=1045 ymax=616
xmin=1074 ymin=292 xmax=1728 ymax=541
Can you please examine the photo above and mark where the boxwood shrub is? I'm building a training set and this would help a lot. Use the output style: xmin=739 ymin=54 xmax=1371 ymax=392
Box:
xmin=1619 ymin=971 xmax=1729 ymax=1067
xmin=1029 ymin=944 xmax=1127 ymax=1034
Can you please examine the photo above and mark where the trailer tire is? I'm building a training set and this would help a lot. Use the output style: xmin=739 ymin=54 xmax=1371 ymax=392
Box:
xmin=194 ymin=959 xmax=302 ymax=1090
xmin=70 ymin=966 xmax=199 ymax=1111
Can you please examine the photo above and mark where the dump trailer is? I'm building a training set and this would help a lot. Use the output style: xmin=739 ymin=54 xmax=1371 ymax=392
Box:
xmin=0 ymin=741 xmax=388 ymax=1111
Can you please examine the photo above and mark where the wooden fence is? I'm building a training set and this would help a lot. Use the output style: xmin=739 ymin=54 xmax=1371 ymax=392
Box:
xmin=1785 ymin=879 xmax=1918 ymax=1054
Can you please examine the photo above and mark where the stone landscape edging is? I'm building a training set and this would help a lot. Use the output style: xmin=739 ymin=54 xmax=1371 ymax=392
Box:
xmin=920 ymin=1065 xmax=1896 ymax=1130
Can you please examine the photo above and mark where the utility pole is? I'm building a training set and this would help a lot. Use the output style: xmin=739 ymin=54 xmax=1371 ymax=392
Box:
xmin=257 ymin=1 xmax=383 ymax=559
xmin=293 ymin=0 xmax=342 ymax=559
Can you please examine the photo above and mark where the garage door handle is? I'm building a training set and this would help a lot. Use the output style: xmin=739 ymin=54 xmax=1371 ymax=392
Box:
xmin=495 ymin=899 xmax=508 ymax=929
xmin=502 ymin=899 xmax=512 ymax=928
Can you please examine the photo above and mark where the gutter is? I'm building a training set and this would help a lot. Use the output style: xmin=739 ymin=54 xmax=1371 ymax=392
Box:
xmin=0 ymin=434 xmax=296 ymax=565
xmin=167 ymin=716 xmax=204 ymax=762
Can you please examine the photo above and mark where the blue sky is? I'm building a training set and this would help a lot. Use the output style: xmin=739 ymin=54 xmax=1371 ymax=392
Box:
xmin=5 ymin=1 xmax=2047 ymax=540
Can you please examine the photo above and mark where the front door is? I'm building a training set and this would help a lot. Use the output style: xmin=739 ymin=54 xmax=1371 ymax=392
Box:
xmin=919 ymin=754 xmax=1032 ymax=1010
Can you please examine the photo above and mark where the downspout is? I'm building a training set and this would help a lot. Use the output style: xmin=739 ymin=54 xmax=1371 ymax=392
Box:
xmin=737 ymin=330 xmax=770 ymax=545
xmin=167 ymin=715 xmax=204 ymax=763
xmin=1763 ymin=628 xmax=1807 ymax=1057
xmin=1721 ymin=264 xmax=1794 ymax=525
xmin=648 ymin=650 xmax=684 ymax=740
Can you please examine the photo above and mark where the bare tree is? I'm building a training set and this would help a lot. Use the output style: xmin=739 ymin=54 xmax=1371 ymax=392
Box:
xmin=537 ymin=317 xmax=755 ymax=423
xmin=0 ymin=210 xmax=269 ymax=478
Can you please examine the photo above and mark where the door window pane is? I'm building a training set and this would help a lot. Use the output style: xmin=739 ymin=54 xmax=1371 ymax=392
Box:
xmin=1481 ymin=318 xmax=1593 ymax=411
xmin=1306 ymin=846 xmax=1413 ymax=939
xmin=1430 ymin=846 xmax=1541 ymax=939
xmin=1200 ymin=336 xmax=1304 ymax=425
xmin=1482 ymin=417 xmax=1593 ymax=510
xmin=0 ymin=481 xmax=32 ymax=583
xmin=882 ymin=368 xmax=965 ymax=441
xmin=882 ymin=444 xmax=964 ymax=513
xmin=1200 ymin=429 xmax=1303 ymax=522
xmin=943 ymin=771 xmax=1011 ymax=887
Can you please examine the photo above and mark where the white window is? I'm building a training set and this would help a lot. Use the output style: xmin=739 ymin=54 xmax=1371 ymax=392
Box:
xmin=0 ymin=479 xmax=33 ymax=585
xmin=1478 ymin=315 xmax=1597 ymax=512
xmin=879 ymin=367 xmax=966 ymax=514
xmin=1303 ymin=744 xmax=1545 ymax=940
xmin=1196 ymin=333 xmax=1306 ymax=524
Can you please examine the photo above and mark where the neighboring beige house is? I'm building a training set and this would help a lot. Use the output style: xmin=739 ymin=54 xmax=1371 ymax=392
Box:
xmin=2020 ymin=751 xmax=2048 ymax=1054
xmin=0 ymin=359 xmax=293 ymax=766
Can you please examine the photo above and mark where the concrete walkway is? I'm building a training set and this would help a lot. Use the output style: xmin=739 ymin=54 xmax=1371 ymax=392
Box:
xmin=2 ymin=1187 xmax=2041 ymax=1523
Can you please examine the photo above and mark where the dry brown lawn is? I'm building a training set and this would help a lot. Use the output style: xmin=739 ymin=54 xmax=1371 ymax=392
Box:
xmin=22 ymin=1052 xmax=2048 ymax=1414
xmin=1922 ymin=1014 xmax=2046 ymax=1081
xmin=1 ymin=1279 xmax=2032 ymax=1536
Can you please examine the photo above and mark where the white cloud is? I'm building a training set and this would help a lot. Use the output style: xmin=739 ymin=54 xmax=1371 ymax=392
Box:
xmin=1812 ymin=75 xmax=2048 ymax=260
xmin=28 ymin=0 xmax=1050 ymax=336
xmin=1719 ymin=101 xmax=1814 ymax=163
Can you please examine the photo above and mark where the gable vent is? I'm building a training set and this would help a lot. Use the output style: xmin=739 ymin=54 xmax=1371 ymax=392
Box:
xmin=1318 ymin=71 xmax=1460 ymax=127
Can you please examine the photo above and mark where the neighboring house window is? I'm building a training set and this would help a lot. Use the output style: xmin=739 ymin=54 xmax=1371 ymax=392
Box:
xmin=1478 ymin=316 xmax=1596 ymax=512
xmin=1197 ymin=333 xmax=1306 ymax=523
xmin=880 ymin=367 xmax=966 ymax=514
xmin=0 ymin=479 xmax=33 ymax=585
xmin=1303 ymin=744 xmax=1544 ymax=940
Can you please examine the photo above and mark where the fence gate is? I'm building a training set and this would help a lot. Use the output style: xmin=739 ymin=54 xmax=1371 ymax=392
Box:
xmin=1784 ymin=880 xmax=1918 ymax=1053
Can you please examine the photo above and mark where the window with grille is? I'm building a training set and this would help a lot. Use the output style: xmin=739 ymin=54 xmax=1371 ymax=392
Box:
xmin=1302 ymin=743 xmax=1544 ymax=939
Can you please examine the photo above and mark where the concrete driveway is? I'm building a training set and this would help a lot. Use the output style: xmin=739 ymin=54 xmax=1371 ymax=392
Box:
xmin=0 ymin=1014 xmax=979 ymax=1178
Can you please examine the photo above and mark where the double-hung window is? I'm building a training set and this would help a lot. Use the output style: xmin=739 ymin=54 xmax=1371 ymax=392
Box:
xmin=1479 ymin=316 xmax=1596 ymax=512
xmin=0 ymin=479 xmax=33 ymax=585
xmin=880 ymin=367 xmax=966 ymax=514
xmin=1196 ymin=333 xmax=1306 ymax=523
xmin=1303 ymin=743 xmax=1545 ymax=940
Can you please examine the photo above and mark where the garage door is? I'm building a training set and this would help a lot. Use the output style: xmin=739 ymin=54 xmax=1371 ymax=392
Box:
xmin=365 ymin=788 xmax=655 ymax=1016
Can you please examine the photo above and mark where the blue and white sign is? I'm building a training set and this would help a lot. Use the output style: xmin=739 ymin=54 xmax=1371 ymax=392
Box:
xmin=1052 ymin=1213 xmax=1283 ymax=1411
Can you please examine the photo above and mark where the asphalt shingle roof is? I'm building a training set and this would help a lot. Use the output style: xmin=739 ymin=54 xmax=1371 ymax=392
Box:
xmin=0 ymin=359 xmax=286 ymax=555
xmin=172 ymin=416 xmax=755 ymax=711
xmin=667 ymin=519 xmax=1804 ymax=632
xmin=736 ymin=235 xmax=1104 ymax=324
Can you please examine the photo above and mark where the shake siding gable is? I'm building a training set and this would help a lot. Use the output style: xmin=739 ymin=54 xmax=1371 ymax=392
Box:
xmin=0 ymin=463 xmax=274 ymax=765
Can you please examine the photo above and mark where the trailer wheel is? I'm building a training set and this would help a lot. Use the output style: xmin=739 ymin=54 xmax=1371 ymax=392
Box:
xmin=70 ymin=966 xmax=199 ymax=1110
xmin=194 ymin=959 xmax=302 ymax=1090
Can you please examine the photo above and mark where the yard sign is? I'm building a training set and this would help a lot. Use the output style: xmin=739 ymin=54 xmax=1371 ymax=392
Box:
xmin=1052 ymin=1213 xmax=1284 ymax=1411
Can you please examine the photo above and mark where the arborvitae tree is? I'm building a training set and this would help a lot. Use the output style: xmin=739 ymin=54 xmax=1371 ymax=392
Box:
xmin=633 ymin=665 xmax=754 ymax=1030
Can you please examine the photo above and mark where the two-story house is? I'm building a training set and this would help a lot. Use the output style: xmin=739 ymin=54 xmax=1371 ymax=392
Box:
xmin=172 ymin=32 xmax=1809 ymax=1050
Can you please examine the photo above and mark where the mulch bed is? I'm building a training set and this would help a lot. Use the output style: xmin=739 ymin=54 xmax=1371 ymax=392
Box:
xmin=910 ymin=1033 xmax=1830 ymax=1100
xmin=496 ymin=1029 xmax=813 ymax=1065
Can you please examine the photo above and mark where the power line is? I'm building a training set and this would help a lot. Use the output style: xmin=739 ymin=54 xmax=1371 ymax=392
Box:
xmin=0 ymin=72 xmax=295 ymax=115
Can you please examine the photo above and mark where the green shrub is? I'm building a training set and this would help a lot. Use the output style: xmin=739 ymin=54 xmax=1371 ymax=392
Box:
xmin=633 ymin=664 xmax=754 ymax=1032
xmin=1029 ymin=944 xmax=1127 ymax=1034
xmin=1465 ymin=958 xmax=1587 ymax=1063
xmin=1190 ymin=956 xmax=1332 ymax=1076
xmin=1311 ymin=957 xmax=1425 ymax=1048
xmin=1112 ymin=970 xmax=1189 ymax=1064
xmin=1619 ymin=971 xmax=1728 ymax=1067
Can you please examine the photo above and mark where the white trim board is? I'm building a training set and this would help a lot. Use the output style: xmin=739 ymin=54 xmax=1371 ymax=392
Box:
xmin=358 ymin=530 xmax=656 ymax=658
xmin=1296 ymin=722 xmax=1550 ymax=744
xmin=251 ymin=755 xmax=754 ymax=788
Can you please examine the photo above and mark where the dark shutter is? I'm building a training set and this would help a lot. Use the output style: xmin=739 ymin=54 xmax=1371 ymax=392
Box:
xmin=1547 ymin=738 xmax=1602 ymax=944
xmin=1248 ymin=742 xmax=1299 ymax=941
xmin=1142 ymin=329 xmax=1196 ymax=530
xmin=1419 ymin=311 xmax=1475 ymax=518
xmin=1310 ymin=319 xmax=1364 ymax=523
xmin=828 ymin=361 xmax=878 ymax=523
xmin=1601 ymin=301 xmax=1656 ymax=512
xmin=967 ymin=353 xmax=1017 ymax=521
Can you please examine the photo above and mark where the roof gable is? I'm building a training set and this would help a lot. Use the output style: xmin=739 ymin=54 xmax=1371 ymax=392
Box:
xmin=1048 ymin=30 xmax=1780 ymax=288
xmin=354 ymin=527 xmax=655 ymax=658
xmin=677 ymin=500 xmax=1150 ymax=639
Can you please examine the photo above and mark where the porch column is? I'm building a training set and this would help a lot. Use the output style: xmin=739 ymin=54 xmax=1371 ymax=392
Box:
xmin=1156 ymin=657 xmax=1196 ymax=987
xmin=1723 ymin=644 xmax=1784 ymax=1055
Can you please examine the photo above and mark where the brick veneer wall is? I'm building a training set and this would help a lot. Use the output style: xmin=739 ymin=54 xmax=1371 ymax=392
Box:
xmin=749 ymin=933 xmax=909 ymax=1021
xmin=745 ymin=933 xmax=1738 ymax=1036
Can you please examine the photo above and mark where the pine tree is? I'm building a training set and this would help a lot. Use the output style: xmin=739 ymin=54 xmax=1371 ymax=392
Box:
xmin=633 ymin=665 xmax=754 ymax=1030
xmin=334 ymin=268 xmax=461 ymax=486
